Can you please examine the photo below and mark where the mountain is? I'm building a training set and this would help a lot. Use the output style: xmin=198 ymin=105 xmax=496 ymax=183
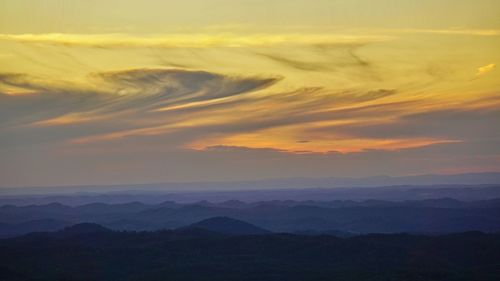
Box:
xmin=2 ymin=185 xmax=500 ymax=207
xmin=57 ymin=223 xmax=112 ymax=236
xmin=181 ymin=217 xmax=271 ymax=235
xmin=293 ymin=229 xmax=357 ymax=237
xmin=0 ymin=219 xmax=71 ymax=238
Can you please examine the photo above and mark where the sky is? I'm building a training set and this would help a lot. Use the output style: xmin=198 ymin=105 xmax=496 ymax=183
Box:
xmin=0 ymin=0 xmax=499 ymax=187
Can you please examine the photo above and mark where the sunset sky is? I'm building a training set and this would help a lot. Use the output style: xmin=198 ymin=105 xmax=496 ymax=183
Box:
xmin=1 ymin=0 xmax=499 ymax=187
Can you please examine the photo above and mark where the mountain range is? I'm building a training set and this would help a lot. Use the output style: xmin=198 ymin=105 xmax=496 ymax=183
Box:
xmin=1 ymin=198 xmax=500 ymax=238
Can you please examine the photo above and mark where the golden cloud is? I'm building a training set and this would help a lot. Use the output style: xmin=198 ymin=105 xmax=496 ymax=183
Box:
xmin=0 ymin=33 xmax=393 ymax=48
xmin=476 ymin=63 xmax=496 ymax=77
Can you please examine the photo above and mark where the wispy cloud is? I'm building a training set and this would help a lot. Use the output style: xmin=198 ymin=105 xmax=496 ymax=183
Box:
xmin=2 ymin=65 xmax=499 ymax=155
xmin=0 ymin=33 xmax=393 ymax=48
xmin=0 ymin=69 xmax=279 ymax=145
xmin=384 ymin=28 xmax=500 ymax=36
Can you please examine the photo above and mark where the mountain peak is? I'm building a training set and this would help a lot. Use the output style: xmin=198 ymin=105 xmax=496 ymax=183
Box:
xmin=58 ymin=223 xmax=111 ymax=236
xmin=181 ymin=217 xmax=270 ymax=235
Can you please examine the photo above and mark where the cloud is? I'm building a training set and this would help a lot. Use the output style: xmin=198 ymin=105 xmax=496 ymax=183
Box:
xmin=307 ymin=103 xmax=500 ymax=142
xmin=0 ymin=66 xmax=421 ymax=154
xmin=0 ymin=33 xmax=392 ymax=49
xmin=1 ymin=64 xmax=499 ymax=163
xmin=3 ymin=65 xmax=497 ymax=156
xmin=383 ymin=28 xmax=500 ymax=36
xmin=3 ymin=136 xmax=498 ymax=187
xmin=256 ymin=43 xmax=375 ymax=74
xmin=0 ymin=68 xmax=279 ymax=146
xmin=1 ymin=29 xmax=497 ymax=51
xmin=203 ymin=145 xmax=286 ymax=153
xmin=0 ymin=73 xmax=109 ymax=128
xmin=258 ymin=53 xmax=331 ymax=72
xmin=476 ymin=63 xmax=496 ymax=77
xmin=94 ymin=68 xmax=278 ymax=106
xmin=0 ymin=72 xmax=58 ymax=91
xmin=1 ymin=67 xmax=499 ymax=186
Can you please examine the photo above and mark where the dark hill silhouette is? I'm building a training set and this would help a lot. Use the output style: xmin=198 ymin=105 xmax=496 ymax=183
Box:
xmin=180 ymin=216 xmax=271 ymax=235
xmin=1 ymin=229 xmax=500 ymax=281
xmin=58 ymin=223 xmax=111 ymax=236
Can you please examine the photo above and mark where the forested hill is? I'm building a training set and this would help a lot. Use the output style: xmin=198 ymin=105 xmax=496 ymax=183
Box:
xmin=1 ymin=224 xmax=500 ymax=281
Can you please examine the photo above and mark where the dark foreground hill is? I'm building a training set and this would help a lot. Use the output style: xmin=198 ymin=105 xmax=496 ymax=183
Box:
xmin=1 ymin=224 xmax=500 ymax=281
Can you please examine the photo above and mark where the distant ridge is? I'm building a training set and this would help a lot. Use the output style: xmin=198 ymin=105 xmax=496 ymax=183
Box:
xmin=180 ymin=217 xmax=271 ymax=235
xmin=1 ymin=172 xmax=500 ymax=195
xmin=0 ymin=219 xmax=71 ymax=238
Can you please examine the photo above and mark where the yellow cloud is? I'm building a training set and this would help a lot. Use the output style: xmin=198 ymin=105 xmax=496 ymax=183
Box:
xmin=476 ymin=63 xmax=496 ymax=77
xmin=0 ymin=33 xmax=392 ymax=48
xmin=32 ymin=114 xmax=106 ymax=127
xmin=392 ymin=28 xmax=500 ymax=36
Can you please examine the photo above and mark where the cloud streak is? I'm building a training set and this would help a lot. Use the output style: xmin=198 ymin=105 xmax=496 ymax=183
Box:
xmin=0 ymin=33 xmax=392 ymax=48
xmin=0 ymin=69 xmax=277 ymax=144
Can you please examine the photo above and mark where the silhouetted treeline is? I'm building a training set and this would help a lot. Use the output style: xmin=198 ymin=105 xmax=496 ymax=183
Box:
xmin=1 ymin=224 xmax=500 ymax=281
